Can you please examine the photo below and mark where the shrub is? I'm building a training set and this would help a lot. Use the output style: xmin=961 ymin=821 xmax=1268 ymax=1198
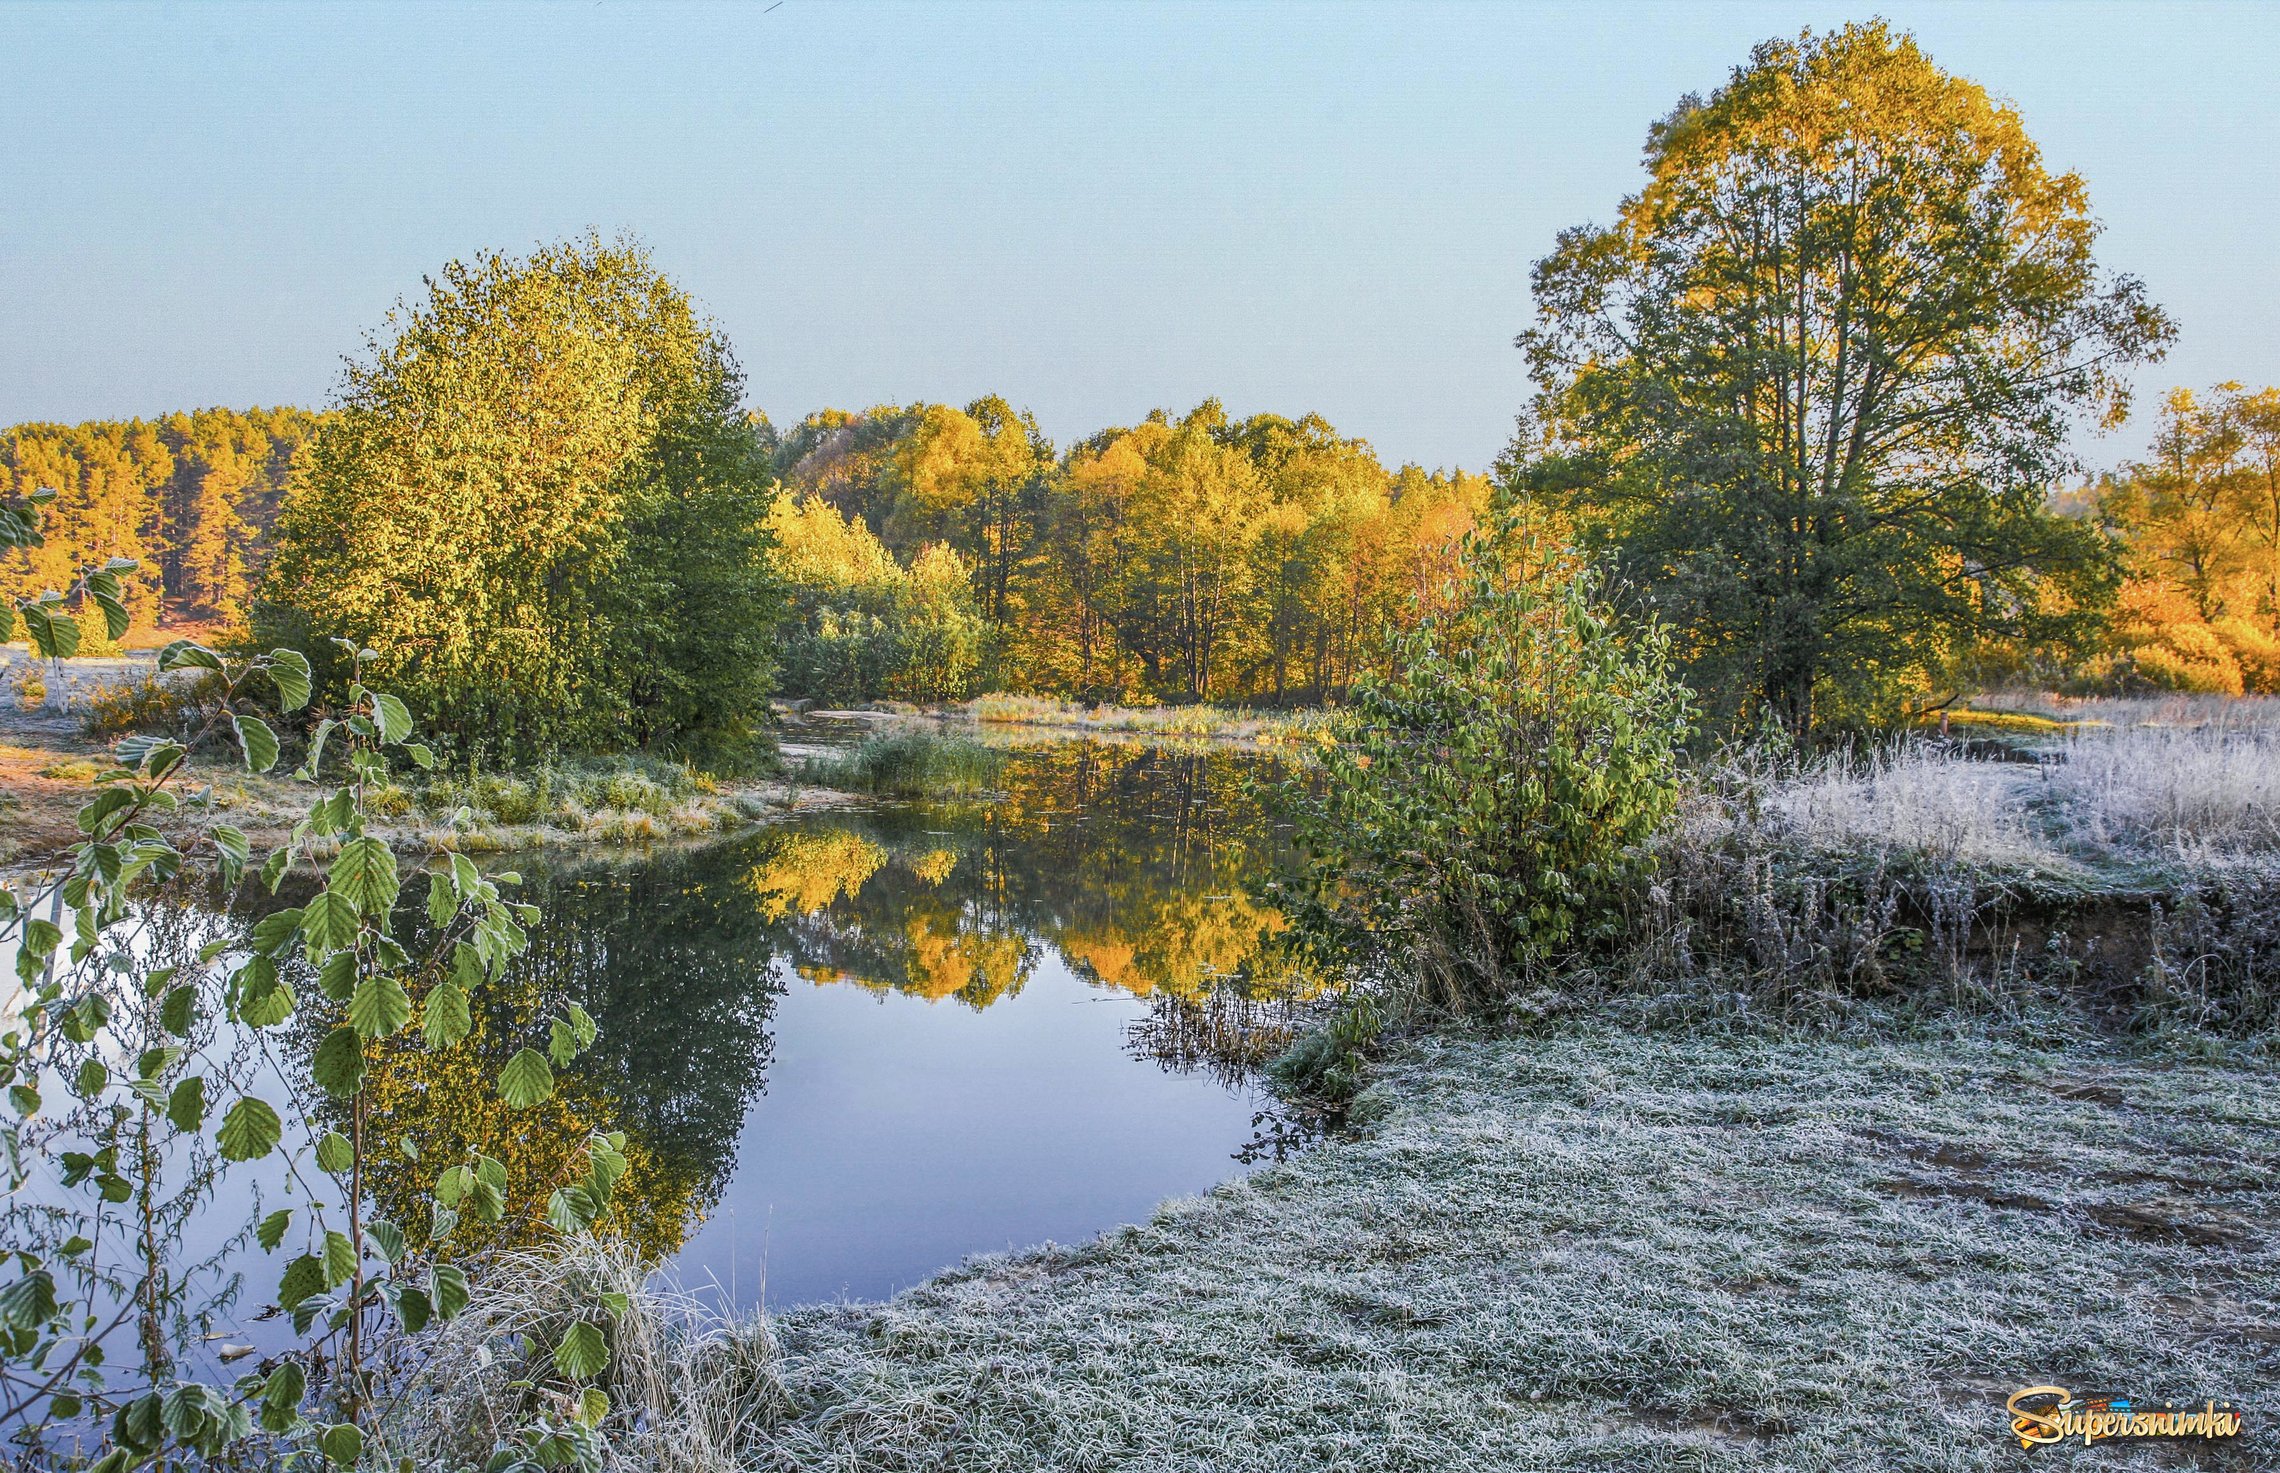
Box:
xmin=1282 ymin=516 xmax=1693 ymax=1010
xmin=79 ymin=671 xmax=218 ymax=740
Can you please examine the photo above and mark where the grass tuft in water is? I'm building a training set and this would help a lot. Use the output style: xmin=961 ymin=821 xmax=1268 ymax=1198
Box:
xmin=797 ymin=730 xmax=1004 ymax=798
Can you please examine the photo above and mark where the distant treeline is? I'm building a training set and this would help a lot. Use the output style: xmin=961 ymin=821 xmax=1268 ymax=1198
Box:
xmin=765 ymin=397 xmax=1491 ymax=706
xmin=1 ymin=394 xmax=1485 ymax=706
xmin=0 ymin=407 xmax=321 ymax=638
xmin=14 ymin=382 xmax=2274 ymax=708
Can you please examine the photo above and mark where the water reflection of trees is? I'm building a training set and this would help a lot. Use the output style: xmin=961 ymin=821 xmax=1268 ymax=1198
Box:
xmin=753 ymin=743 xmax=1318 ymax=1009
xmin=327 ymin=744 xmax=1310 ymax=1261
xmin=349 ymin=849 xmax=784 ymax=1260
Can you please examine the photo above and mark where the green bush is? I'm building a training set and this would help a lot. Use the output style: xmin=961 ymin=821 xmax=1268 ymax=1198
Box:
xmin=1283 ymin=514 xmax=1693 ymax=1011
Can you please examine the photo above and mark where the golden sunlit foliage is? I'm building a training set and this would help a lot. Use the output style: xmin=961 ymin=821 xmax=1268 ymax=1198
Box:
xmin=1515 ymin=20 xmax=2172 ymax=735
xmin=2096 ymin=384 xmax=2280 ymax=694
xmin=0 ymin=407 xmax=321 ymax=635
xmin=770 ymin=398 xmax=1492 ymax=705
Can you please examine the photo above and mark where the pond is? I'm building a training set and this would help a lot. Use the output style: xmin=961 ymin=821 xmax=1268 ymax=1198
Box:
xmin=6 ymin=738 xmax=1317 ymax=1352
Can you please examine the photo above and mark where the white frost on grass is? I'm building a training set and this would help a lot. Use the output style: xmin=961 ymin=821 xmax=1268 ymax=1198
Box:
xmin=2047 ymin=723 xmax=2280 ymax=858
xmin=1761 ymin=745 xmax=2053 ymax=869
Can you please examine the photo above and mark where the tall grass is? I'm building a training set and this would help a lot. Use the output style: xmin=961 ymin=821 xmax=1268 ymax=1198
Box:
xmin=964 ymin=693 xmax=1341 ymax=746
xmin=1754 ymin=743 xmax=2052 ymax=869
xmin=2047 ymin=722 xmax=2280 ymax=857
xmin=796 ymin=729 xmax=1003 ymax=798
xmin=375 ymin=1238 xmax=786 ymax=1473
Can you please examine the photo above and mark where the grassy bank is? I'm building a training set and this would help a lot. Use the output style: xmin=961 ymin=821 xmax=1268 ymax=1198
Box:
xmin=406 ymin=1019 xmax=2279 ymax=1470
xmin=964 ymin=693 xmax=1342 ymax=748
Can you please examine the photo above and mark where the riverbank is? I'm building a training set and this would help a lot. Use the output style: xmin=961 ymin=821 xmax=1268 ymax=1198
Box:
xmin=731 ymin=1018 xmax=2275 ymax=1470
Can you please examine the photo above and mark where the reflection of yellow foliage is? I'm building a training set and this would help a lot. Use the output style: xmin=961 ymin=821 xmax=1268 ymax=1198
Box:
xmin=1056 ymin=892 xmax=1294 ymax=1001
xmin=744 ymin=831 xmax=886 ymax=919
xmin=907 ymin=848 xmax=958 ymax=886
xmin=901 ymin=910 xmax=1028 ymax=1006
xmin=1060 ymin=935 xmax=1141 ymax=993
xmin=360 ymin=1017 xmax=702 ymax=1260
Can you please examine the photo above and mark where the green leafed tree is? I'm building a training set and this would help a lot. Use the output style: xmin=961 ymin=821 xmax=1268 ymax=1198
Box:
xmin=255 ymin=234 xmax=781 ymax=766
xmin=1511 ymin=21 xmax=2175 ymax=735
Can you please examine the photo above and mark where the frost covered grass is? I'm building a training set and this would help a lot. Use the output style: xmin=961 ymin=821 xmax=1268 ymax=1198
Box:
xmin=2047 ymin=723 xmax=2280 ymax=858
xmin=491 ymin=1023 xmax=2280 ymax=1471
xmin=1746 ymin=744 xmax=2056 ymax=871
xmin=1687 ymin=724 xmax=2280 ymax=877
xmin=378 ymin=1238 xmax=788 ymax=1473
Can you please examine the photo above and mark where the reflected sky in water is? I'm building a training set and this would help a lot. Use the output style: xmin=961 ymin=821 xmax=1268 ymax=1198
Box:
xmin=350 ymin=740 xmax=1310 ymax=1308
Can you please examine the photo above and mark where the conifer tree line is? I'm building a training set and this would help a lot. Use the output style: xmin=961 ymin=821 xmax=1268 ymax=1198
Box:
xmin=0 ymin=407 xmax=320 ymax=640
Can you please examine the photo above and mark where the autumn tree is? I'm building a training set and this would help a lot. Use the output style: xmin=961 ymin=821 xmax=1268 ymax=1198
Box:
xmin=884 ymin=395 xmax=1052 ymax=666
xmin=2099 ymin=383 xmax=2280 ymax=692
xmin=1 ymin=408 xmax=319 ymax=632
xmin=256 ymin=234 xmax=781 ymax=764
xmin=1513 ymin=21 xmax=2174 ymax=735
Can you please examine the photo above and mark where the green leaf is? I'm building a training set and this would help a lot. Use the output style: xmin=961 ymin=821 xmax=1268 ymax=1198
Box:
xmin=321 ymin=1230 xmax=358 ymax=1289
xmin=165 ymin=1076 xmax=206 ymax=1133
xmin=370 ymin=692 xmax=413 ymax=744
xmin=545 ymin=1186 xmax=594 ymax=1235
xmin=348 ymin=975 xmax=411 ymax=1039
xmin=299 ymin=890 xmax=360 ymax=961
xmin=425 ymin=870 xmax=456 ymax=927
xmin=315 ymin=1131 xmax=353 ymax=1174
xmin=237 ymin=958 xmax=297 ymax=1028
xmin=160 ymin=983 xmax=197 ymax=1036
xmin=85 ymin=571 xmax=130 ymax=640
xmin=233 ymin=714 xmax=280 ymax=774
xmin=0 ymin=1270 xmax=58 ymax=1330
xmin=317 ymin=948 xmax=358 ymax=1002
xmin=430 ymin=1262 xmax=469 ymax=1320
xmin=311 ymin=1027 xmax=366 ymax=1098
xmin=250 ymin=907 xmax=303 ymax=956
xmin=261 ymin=1358 xmax=305 ymax=1414
xmin=421 ymin=979 xmax=472 ymax=1049
xmin=277 ymin=1254 xmax=325 ymax=1308
xmin=259 ymin=845 xmax=293 ymax=893
xmin=157 ymin=639 xmax=223 ymax=673
xmin=575 ymin=1387 xmax=609 ymax=1428
xmin=404 ymin=741 xmax=438 ymax=769
xmin=553 ymin=1320 xmax=609 ymax=1380
xmin=266 ymin=649 xmax=312 ymax=712
xmin=393 ymin=1283 xmax=432 ymax=1333
xmin=330 ymin=836 xmax=400 ymax=917
xmin=24 ymin=604 xmax=80 ymax=659
xmin=364 ymin=1220 xmax=405 ymax=1264
xmin=567 ymin=1002 xmax=598 ymax=1049
xmin=216 ymin=1096 xmax=283 ymax=1162
xmin=318 ymin=1421 xmax=362 ymax=1467
xmin=75 ymin=1058 xmax=108 ymax=1099
xmin=256 ymin=1208 xmax=292 ymax=1251
xmin=497 ymin=1048 xmax=555 ymax=1110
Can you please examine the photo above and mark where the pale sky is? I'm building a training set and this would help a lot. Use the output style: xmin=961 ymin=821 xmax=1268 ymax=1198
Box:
xmin=4 ymin=0 xmax=2276 ymax=473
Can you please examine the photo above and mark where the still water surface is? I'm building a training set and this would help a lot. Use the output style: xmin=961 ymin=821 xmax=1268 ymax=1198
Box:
xmin=246 ymin=740 xmax=1306 ymax=1312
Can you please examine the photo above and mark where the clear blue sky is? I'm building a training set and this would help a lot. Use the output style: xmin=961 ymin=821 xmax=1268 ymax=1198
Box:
xmin=3 ymin=1 xmax=2275 ymax=474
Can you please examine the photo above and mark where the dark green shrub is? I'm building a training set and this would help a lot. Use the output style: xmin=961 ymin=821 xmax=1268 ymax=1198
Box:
xmin=1283 ymin=513 xmax=1693 ymax=1011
